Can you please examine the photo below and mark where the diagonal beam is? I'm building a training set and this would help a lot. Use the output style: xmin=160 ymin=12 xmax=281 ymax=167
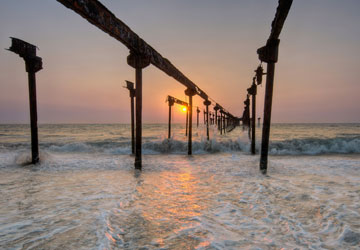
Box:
xmin=269 ymin=0 xmax=293 ymax=40
xmin=56 ymin=0 xmax=208 ymax=100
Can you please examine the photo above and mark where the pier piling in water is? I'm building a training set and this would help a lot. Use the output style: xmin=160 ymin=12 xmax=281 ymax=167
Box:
xmin=196 ymin=107 xmax=200 ymax=127
xmin=125 ymin=81 xmax=136 ymax=154
xmin=204 ymin=100 xmax=211 ymax=140
xmin=258 ymin=0 xmax=293 ymax=174
xmin=214 ymin=105 xmax=219 ymax=128
xmin=219 ymin=111 xmax=223 ymax=135
xmin=127 ymin=51 xmax=150 ymax=170
xmin=185 ymin=88 xmax=196 ymax=155
xmin=243 ymin=96 xmax=251 ymax=132
xmin=185 ymin=109 xmax=188 ymax=136
xmin=7 ymin=37 xmax=42 ymax=164
xmin=166 ymin=95 xmax=189 ymax=150
xmin=259 ymin=51 xmax=277 ymax=174
xmin=247 ymin=77 xmax=257 ymax=155
xmin=167 ymin=96 xmax=175 ymax=139
xmin=223 ymin=113 xmax=225 ymax=134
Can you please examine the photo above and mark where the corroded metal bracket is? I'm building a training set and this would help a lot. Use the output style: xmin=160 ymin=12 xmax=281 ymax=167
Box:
xmin=185 ymin=88 xmax=197 ymax=97
xmin=125 ymin=80 xmax=135 ymax=98
xmin=127 ymin=51 xmax=150 ymax=69
xmin=257 ymin=38 xmax=280 ymax=63
xmin=247 ymin=78 xmax=257 ymax=96
xmin=255 ymin=65 xmax=265 ymax=85
xmin=203 ymin=100 xmax=211 ymax=106
xmin=8 ymin=37 xmax=43 ymax=73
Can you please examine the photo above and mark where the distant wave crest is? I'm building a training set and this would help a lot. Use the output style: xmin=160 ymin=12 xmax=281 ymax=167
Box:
xmin=1 ymin=136 xmax=359 ymax=155
xmin=269 ymin=136 xmax=360 ymax=155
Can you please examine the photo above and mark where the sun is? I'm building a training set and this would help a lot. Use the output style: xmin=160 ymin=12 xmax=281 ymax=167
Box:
xmin=182 ymin=106 xmax=187 ymax=112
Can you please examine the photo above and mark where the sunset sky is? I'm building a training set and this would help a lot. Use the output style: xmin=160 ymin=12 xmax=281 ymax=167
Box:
xmin=0 ymin=0 xmax=359 ymax=123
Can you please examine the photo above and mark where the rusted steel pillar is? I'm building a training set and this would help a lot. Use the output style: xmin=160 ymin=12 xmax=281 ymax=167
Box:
xmin=204 ymin=100 xmax=211 ymax=140
xmin=251 ymin=85 xmax=257 ymax=154
xmin=219 ymin=111 xmax=223 ymax=135
xmin=27 ymin=65 xmax=40 ymax=163
xmin=127 ymin=51 xmax=150 ymax=170
xmin=222 ymin=113 xmax=226 ymax=134
xmin=168 ymin=103 xmax=171 ymax=139
xmin=125 ymin=81 xmax=135 ymax=154
xmin=185 ymin=108 xmax=188 ymax=136
xmin=7 ymin=38 xmax=42 ymax=164
xmin=225 ymin=115 xmax=227 ymax=133
xmin=130 ymin=89 xmax=135 ymax=154
xmin=258 ymin=39 xmax=280 ymax=174
xmin=248 ymin=78 xmax=257 ymax=155
xmin=185 ymin=88 xmax=196 ymax=155
xmin=214 ymin=105 xmax=219 ymax=128
xmin=219 ymin=116 xmax=222 ymax=131
xmin=196 ymin=107 xmax=200 ymax=127
xmin=243 ymin=96 xmax=251 ymax=132
xmin=167 ymin=96 xmax=175 ymax=139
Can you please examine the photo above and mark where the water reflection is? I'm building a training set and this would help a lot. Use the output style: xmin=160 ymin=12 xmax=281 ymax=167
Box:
xmin=103 ymin=159 xmax=211 ymax=248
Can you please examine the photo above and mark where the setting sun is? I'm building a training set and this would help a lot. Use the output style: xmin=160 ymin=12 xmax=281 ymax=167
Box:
xmin=182 ymin=107 xmax=187 ymax=112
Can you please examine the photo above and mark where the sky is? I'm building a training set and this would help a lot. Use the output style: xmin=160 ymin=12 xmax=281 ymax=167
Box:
xmin=0 ymin=0 xmax=359 ymax=124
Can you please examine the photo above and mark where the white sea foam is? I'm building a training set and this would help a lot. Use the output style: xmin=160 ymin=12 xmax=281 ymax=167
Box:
xmin=1 ymin=151 xmax=360 ymax=249
xmin=39 ymin=136 xmax=360 ymax=155
xmin=3 ymin=136 xmax=359 ymax=157
xmin=1 ymin=124 xmax=359 ymax=156
xmin=1 ymin=124 xmax=360 ymax=248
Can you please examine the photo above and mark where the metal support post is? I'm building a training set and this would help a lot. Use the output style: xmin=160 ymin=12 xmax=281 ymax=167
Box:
xmin=127 ymin=51 xmax=150 ymax=170
xmin=125 ymin=81 xmax=136 ymax=154
xmin=7 ymin=38 xmax=42 ymax=164
xmin=258 ymin=38 xmax=280 ymax=174
xmin=185 ymin=88 xmax=196 ymax=155
xmin=204 ymin=100 xmax=211 ymax=140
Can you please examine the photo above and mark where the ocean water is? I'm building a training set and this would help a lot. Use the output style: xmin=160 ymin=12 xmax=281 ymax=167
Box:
xmin=0 ymin=123 xmax=360 ymax=249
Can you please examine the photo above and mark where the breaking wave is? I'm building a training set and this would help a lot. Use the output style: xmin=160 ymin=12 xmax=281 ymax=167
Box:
xmin=1 ymin=136 xmax=359 ymax=156
xmin=269 ymin=136 xmax=360 ymax=155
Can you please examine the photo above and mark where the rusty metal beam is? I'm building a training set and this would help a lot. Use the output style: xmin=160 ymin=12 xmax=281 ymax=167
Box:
xmin=167 ymin=95 xmax=188 ymax=108
xmin=57 ymin=0 xmax=209 ymax=100
xmin=269 ymin=0 xmax=293 ymax=41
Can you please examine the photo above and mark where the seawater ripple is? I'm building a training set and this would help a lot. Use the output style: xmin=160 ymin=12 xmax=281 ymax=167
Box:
xmin=1 ymin=154 xmax=360 ymax=249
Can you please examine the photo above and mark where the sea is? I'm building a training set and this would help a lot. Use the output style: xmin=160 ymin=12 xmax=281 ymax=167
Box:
xmin=0 ymin=123 xmax=359 ymax=249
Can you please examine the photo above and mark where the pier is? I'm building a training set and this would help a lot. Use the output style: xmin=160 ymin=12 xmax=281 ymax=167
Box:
xmin=6 ymin=0 xmax=293 ymax=173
